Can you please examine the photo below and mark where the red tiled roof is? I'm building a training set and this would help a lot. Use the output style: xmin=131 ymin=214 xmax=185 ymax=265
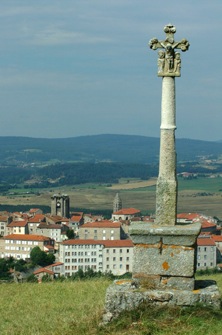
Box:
xmin=33 ymin=268 xmax=54 ymax=275
xmin=102 ymin=240 xmax=134 ymax=248
xmin=61 ymin=239 xmax=134 ymax=247
xmin=201 ymin=220 xmax=217 ymax=229
xmin=71 ymin=215 xmax=83 ymax=222
xmin=4 ymin=234 xmax=51 ymax=242
xmin=7 ymin=220 xmax=27 ymax=227
xmin=197 ymin=237 xmax=216 ymax=246
xmin=80 ymin=220 xmax=121 ymax=228
xmin=211 ymin=235 xmax=222 ymax=242
xmin=28 ymin=214 xmax=45 ymax=223
xmin=71 ymin=212 xmax=83 ymax=221
xmin=113 ymin=208 xmax=140 ymax=215
xmin=0 ymin=216 xmax=9 ymax=222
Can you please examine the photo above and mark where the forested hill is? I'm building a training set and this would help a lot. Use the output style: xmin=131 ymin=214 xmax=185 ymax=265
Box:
xmin=0 ymin=134 xmax=221 ymax=164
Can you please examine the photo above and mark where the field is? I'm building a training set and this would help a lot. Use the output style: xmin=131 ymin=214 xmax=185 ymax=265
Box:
xmin=0 ymin=274 xmax=222 ymax=335
xmin=1 ymin=176 xmax=222 ymax=218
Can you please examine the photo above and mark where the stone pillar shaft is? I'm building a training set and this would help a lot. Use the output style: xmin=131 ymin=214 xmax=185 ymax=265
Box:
xmin=156 ymin=77 xmax=177 ymax=225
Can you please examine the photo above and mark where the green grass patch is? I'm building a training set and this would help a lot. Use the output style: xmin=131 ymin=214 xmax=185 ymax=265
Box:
xmin=0 ymin=274 xmax=221 ymax=334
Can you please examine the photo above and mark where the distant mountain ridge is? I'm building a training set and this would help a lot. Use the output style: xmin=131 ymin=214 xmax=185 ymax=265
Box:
xmin=0 ymin=134 xmax=221 ymax=164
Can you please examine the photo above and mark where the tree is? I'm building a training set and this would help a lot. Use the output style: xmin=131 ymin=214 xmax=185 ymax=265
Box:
xmin=30 ymin=246 xmax=47 ymax=266
xmin=66 ymin=229 xmax=75 ymax=239
xmin=46 ymin=253 xmax=55 ymax=265
xmin=14 ymin=259 xmax=27 ymax=272
xmin=0 ymin=259 xmax=11 ymax=279
xmin=30 ymin=246 xmax=55 ymax=267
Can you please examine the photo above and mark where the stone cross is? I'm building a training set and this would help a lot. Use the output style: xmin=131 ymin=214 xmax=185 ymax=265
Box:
xmin=149 ymin=23 xmax=189 ymax=77
xmin=150 ymin=24 xmax=189 ymax=225
xmin=102 ymin=27 xmax=220 ymax=323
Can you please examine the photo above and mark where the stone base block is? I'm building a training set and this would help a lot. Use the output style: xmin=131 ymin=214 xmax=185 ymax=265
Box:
xmin=133 ymin=274 xmax=195 ymax=290
xmin=102 ymin=279 xmax=221 ymax=323
xmin=133 ymin=243 xmax=194 ymax=277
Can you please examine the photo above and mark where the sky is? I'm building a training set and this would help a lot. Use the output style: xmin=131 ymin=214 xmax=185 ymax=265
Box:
xmin=0 ymin=1 xmax=221 ymax=141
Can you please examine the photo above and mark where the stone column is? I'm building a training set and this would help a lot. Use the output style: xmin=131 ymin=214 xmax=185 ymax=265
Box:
xmin=102 ymin=25 xmax=220 ymax=324
xmin=156 ymin=76 xmax=177 ymax=225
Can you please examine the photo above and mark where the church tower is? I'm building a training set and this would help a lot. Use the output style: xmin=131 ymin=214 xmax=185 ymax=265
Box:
xmin=113 ymin=193 xmax=122 ymax=213
xmin=51 ymin=194 xmax=70 ymax=218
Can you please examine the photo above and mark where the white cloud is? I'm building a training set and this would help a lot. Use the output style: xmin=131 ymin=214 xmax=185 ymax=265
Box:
xmin=30 ymin=27 xmax=112 ymax=46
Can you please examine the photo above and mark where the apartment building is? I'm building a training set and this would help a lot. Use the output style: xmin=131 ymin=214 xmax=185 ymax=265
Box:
xmin=102 ymin=240 xmax=133 ymax=274
xmin=59 ymin=239 xmax=133 ymax=276
xmin=1 ymin=234 xmax=55 ymax=260
xmin=196 ymin=236 xmax=217 ymax=269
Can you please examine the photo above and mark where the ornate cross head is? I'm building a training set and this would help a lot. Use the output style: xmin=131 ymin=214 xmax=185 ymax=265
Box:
xmin=149 ymin=24 xmax=189 ymax=77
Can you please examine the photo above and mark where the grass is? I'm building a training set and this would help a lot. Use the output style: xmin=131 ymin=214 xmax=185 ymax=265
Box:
xmin=0 ymin=274 xmax=222 ymax=335
xmin=0 ymin=278 xmax=110 ymax=335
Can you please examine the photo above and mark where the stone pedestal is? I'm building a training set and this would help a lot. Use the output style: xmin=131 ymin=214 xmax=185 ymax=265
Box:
xmin=130 ymin=222 xmax=200 ymax=289
xmin=102 ymin=222 xmax=221 ymax=323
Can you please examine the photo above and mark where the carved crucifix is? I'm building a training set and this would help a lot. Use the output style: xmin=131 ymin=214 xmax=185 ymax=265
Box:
xmin=149 ymin=23 xmax=189 ymax=77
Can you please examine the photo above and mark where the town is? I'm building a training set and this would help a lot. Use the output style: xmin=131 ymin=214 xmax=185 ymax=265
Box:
xmin=0 ymin=192 xmax=221 ymax=282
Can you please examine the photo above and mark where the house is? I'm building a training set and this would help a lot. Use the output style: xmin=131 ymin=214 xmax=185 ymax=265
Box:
xmin=36 ymin=223 xmax=68 ymax=243
xmin=196 ymin=236 xmax=217 ymax=270
xmin=33 ymin=267 xmax=54 ymax=282
xmin=2 ymin=234 xmax=55 ymax=260
xmin=111 ymin=208 xmax=141 ymax=221
xmin=78 ymin=220 xmax=124 ymax=240
xmin=45 ymin=262 xmax=64 ymax=277
xmin=28 ymin=214 xmax=46 ymax=235
xmin=59 ymin=239 xmax=133 ymax=276
xmin=70 ymin=212 xmax=84 ymax=231
xmin=7 ymin=220 xmax=28 ymax=235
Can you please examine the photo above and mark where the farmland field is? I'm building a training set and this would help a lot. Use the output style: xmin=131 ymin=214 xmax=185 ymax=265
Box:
xmin=1 ymin=176 xmax=222 ymax=218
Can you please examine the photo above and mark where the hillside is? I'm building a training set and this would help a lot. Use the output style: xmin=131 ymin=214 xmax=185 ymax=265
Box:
xmin=0 ymin=134 xmax=221 ymax=164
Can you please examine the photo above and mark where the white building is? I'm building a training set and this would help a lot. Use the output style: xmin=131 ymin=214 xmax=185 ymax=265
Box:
xmin=59 ymin=239 xmax=134 ymax=276
xmin=196 ymin=236 xmax=217 ymax=270
xmin=112 ymin=208 xmax=141 ymax=221
xmin=0 ymin=234 xmax=55 ymax=260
